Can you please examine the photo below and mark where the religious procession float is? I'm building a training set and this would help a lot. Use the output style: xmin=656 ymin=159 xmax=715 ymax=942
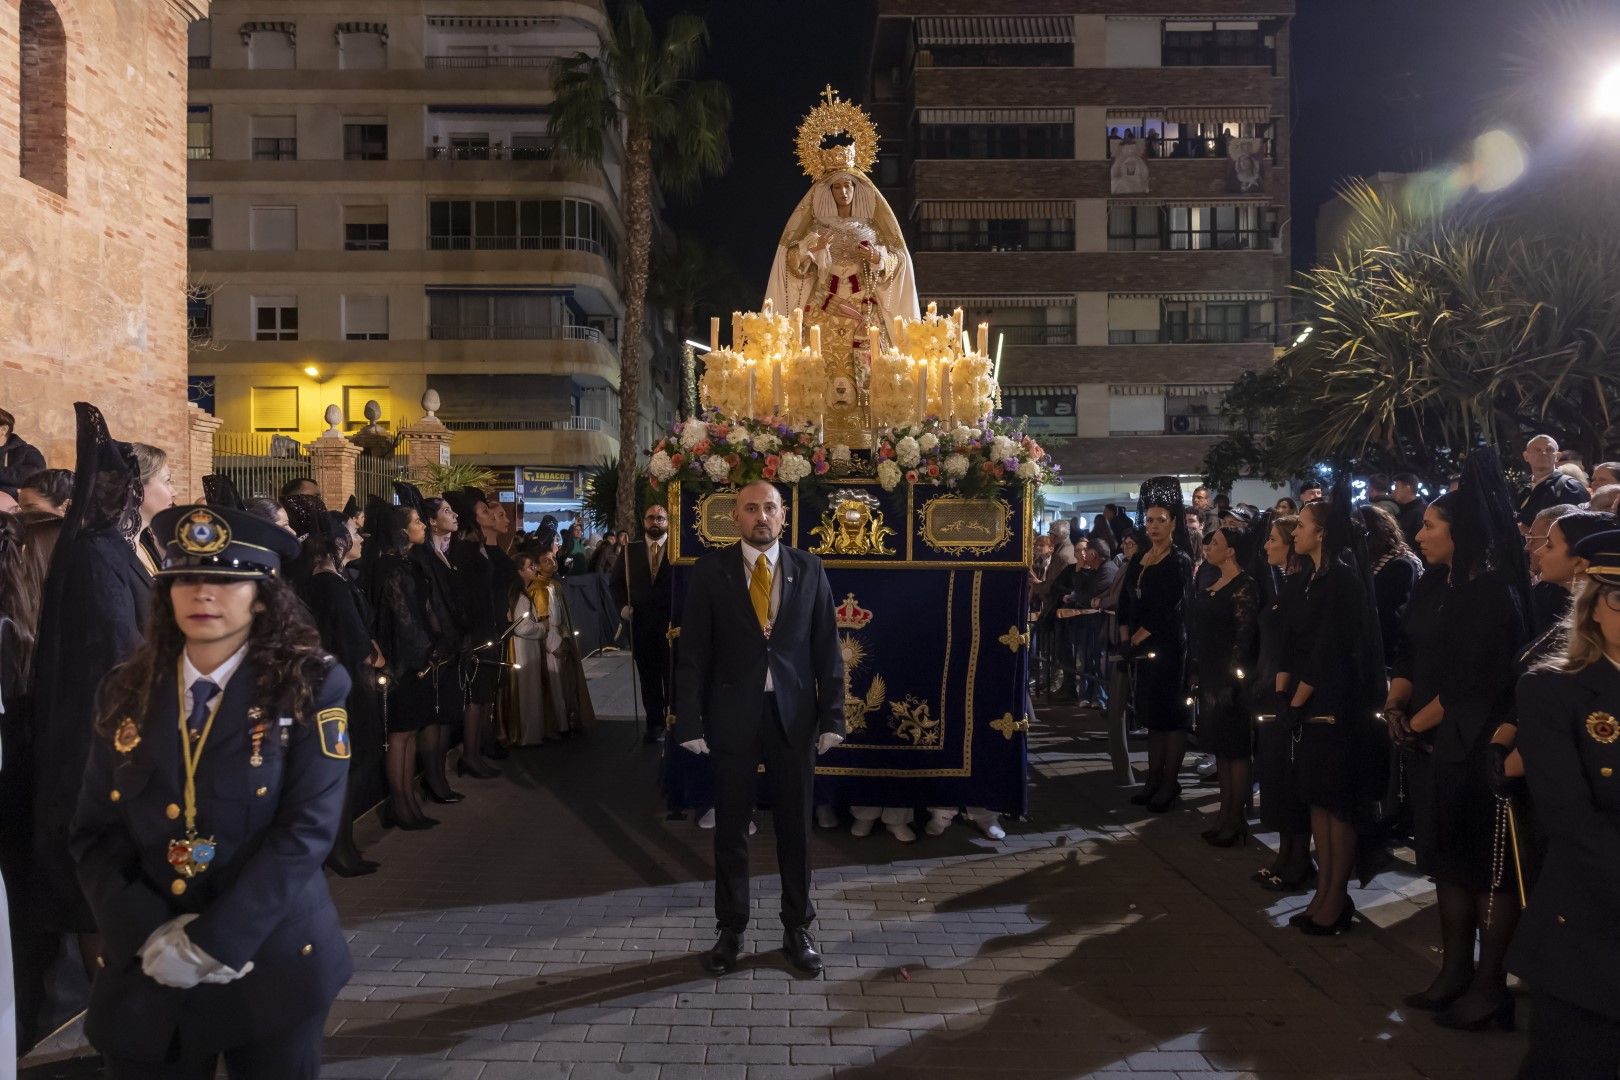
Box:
xmin=654 ymin=90 xmax=1059 ymax=815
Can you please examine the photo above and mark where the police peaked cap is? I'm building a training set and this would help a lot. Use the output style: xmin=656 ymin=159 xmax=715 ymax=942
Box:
xmin=152 ymin=504 xmax=301 ymax=580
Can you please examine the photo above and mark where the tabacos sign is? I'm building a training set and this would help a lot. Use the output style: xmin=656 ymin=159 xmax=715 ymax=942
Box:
xmin=515 ymin=467 xmax=580 ymax=501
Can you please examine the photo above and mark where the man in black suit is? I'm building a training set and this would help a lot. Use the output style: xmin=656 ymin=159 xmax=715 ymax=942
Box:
xmin=612 ymin=503 xmax=674 ymax=742
xmin=673 ymin=480 xmax=844 ymax=975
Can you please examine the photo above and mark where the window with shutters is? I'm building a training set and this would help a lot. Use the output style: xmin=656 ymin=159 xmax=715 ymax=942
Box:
xmin=250 ymin=207 xmax=296 ymax=251
xmin=253 ymin=297 xmax=298 ymax=341
xmin=251 ymin=386 xmax=299 ymax=431
xmin=344 ymin=205 xmax=388 ymax=251
xmin=187 ymin=106 xmax=213 ymax=160
xmin=187 ymin=197 xmax=213 ymax=250
xmin=343 ymin=120 xmax=387 ymax=161
xmin=343 ymin=296 xmax=388 ymax=340
xmin=251 ymin=116 xmax=296 ymax=161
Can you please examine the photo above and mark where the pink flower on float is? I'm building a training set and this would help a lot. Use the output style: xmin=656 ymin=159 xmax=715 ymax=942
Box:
xmin=905 ymin=469 xmax=919 ymax=484
xmin=692 ymin=440 xmax=711 ymax=456
xmin=927 ymin=462 xmax=940 ymax=478
xmin=813 ymin=460 xmax=829 ymax=474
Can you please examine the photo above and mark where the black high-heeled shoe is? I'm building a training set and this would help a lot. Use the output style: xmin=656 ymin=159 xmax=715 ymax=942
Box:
xmin=1299 ymin=898 xmax=1356 ymax=936
xmin=424 ymin=788 xmax=465 ymax=804
xmin=380 ymin=806 xmax=438 ymax=830
xmin=1403 ymin=983 xmax=1468 ymax=1012
xmin=1434 ymin=994 xmax=1515 ymax=1032
xmin=1206 ymin=824 xmax=1249 ymax=848
xmin=456 ymin=758 xmax=501 ymax=779
xmin=325 ymin=852 xmax=380 ymax=877
xmin=1261 ymin=867 xmax=1317 ymax=893
xmin=1145 ymin=785 xmax=1182 ymax=814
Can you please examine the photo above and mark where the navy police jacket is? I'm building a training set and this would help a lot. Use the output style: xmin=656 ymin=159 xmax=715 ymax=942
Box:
xmin=70 ymin=658 xmax=354 ymax=1060
xmin=1510 ymin=661 xmax=1620 ymax=1019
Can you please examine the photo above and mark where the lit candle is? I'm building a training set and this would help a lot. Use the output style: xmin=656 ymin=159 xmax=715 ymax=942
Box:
xmin=732 ymin=311 xmax=742 ymax=351
xmin=893 ymin=315 xmax=907 ymax=353
xmin=810 ymin=324 xmax=822 ymax=358
xmin=977 ymin=322 xmax=989 ymax=357
xmin=926 ymin=301 xmax=938 ymax=318
xmin=941 ymin=359 xmax=954 ymax=422
xmin=771 ymin=360 xmax=783 ymax=417
xmin=918 ymin=362 xmax=929 ymax=422
xmin=953 ymin=308 xmax=964 ymax=334
xmin=791 ymin=306 xmax=803 ymax=345
xmin=763 ymin=297 xmax=774 ymax=317
xmin=710 ymin=316 xmax=719 ymax=353
xmin=746 ymin=361 xmax=757 ymax=419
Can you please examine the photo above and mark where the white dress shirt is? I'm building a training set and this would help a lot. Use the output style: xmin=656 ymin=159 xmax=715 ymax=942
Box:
xmin=181 ymin=643 xmax=249 ymax=716
xmin=740 ymin=540 xmax=783 ymax=691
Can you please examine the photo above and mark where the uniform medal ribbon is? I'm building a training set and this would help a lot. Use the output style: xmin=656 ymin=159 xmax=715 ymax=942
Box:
xmin=172 ymin=659 xmax=225 ymax=880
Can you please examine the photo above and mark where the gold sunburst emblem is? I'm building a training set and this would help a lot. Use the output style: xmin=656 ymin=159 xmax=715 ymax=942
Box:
xmin=795 ymin=85 xmax=879 ymax=181
xmin=1588 ymin=711 xmax=1619 ymax=745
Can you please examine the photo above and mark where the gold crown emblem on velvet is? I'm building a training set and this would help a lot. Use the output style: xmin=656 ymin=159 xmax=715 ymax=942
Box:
xmin=796 ymin=85 xmax=879 ymax=181
xmin=834 ymin=592 xmax=874 ymax=631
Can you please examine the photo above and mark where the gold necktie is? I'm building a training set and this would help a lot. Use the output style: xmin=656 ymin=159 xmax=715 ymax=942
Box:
xmin=750 ymin=553 xmax=772 ymax=629
xmin=649 ymin=541 xmax=661 ymax=575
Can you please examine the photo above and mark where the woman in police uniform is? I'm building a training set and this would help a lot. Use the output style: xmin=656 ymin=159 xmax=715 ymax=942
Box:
xmin=70 ymin=504 xmax=352 ymax=1078
xmin=1511 ymin=529 xmax=1620 ymax=1078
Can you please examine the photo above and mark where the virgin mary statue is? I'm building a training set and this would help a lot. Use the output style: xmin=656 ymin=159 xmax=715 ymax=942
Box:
xmin=766 ymin=89 xmax=921 ymax=445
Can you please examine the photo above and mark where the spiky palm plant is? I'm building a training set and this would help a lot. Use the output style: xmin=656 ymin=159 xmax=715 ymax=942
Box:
xmin=549 ymin=4 xmax=731 ymax=535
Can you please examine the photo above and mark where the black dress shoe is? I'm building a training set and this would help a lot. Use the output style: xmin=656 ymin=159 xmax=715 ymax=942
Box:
xmin=782 ymin=928 xmax=823 ymax=975
xmin=703 ymin=930 xmax=742 ymax=975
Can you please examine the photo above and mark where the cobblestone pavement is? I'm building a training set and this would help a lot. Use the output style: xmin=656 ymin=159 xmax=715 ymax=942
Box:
xmin=23 ymin=654 xmax=1526 ymax=1079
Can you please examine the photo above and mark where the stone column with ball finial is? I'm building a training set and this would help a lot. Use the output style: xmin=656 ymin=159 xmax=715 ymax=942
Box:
xmin=307 ymin=403 xmax=363 ymax=510
xmin=399 ymin=388 xmax=454 ymax=484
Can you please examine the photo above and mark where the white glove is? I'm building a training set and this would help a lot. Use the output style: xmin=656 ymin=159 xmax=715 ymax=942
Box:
xmin=817 ymin=732 xmax=844 ymax=755
xmin=680 ymin=738 xmax=710 ymax=755
xmin=140 ymin=914 xmax=254 ymax=988
xmin=620 ymin=606 xmax=632 ymax=621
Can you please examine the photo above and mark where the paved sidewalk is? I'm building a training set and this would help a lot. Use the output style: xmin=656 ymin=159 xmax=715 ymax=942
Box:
xmin=23 ymin=653 xmax=1526 ymax=1079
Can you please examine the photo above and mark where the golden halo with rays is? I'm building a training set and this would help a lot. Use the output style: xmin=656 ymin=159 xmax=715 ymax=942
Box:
xmin=795 ymin=85 xmax=879 ymax=181
xmin=840 ymin=634 xmax=867 ymax=673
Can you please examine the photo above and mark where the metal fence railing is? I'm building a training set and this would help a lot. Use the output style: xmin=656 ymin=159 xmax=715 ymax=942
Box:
xmin=211 ymin=432 xmax=311 ymax=501
xmin=354 ymin=452 xmax=408 ymax=505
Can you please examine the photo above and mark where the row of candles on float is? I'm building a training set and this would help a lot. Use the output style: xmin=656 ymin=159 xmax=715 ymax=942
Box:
xmin=701 ymin=298 xmax=997 ymax=430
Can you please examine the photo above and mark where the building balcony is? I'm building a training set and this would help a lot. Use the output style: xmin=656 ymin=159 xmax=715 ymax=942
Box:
xmin=439 ymin=421 xmax=619 ymax=467
xmin=996 ymin=342 xmax=1276 ymax=388
xmin=424 ymin=55 xmax=556 ymax=69
xmin=426 ymin=141 xmax=557 ymax=161
xmin=188 ymin=155 xmax=614 ymax=199
xmin=910 ymin=66 xmax=1286 ymax=112
xmin=1108 ymin=324 xmax=1274 ymax=346
xmin=909 ymin=158 xmax=1289 ymax=202
xmin=913 ymin=250 xmax=1282 ymax=295
xmin=188 ymin=249 xmax=622 ymax=304
xmin=1048 ymin=435 xmax=1217 ymax=479
xmin=194 ymin=334 xmax=620 ymax=388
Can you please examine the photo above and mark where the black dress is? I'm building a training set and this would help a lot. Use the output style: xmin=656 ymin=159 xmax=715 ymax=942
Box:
xmin=411 ymin=541 xmax=467 ymax=721
xmin=364 ymin=552 xmax=436 ymax=733
xmin=1396 ymin=568 xmax=1524 ymax=889
xmin=1190 ymin=572 xmax=1258 ymax=758
xmin=28 ymin=529 xmax=151 ymax=933
xmin=1118 ymin=550 xmax=1192 ymax=732
xmin=1288 ymin=560 xmax=1378 ymax=817
xmin=1254 ymin=572 xmax=1310 ymax=833
xmin=1372 ymin=553 xmax=1420 ymax=668
xmin=449 ymin=538 xmax=499 ymax=705
xmin=303 ymin=570 xmax=384 ymax=783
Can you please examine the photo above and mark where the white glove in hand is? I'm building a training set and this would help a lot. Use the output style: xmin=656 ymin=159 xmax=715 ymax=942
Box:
xmin=140 ymin=914 xmax=254 ymax=988
xmin=680 ymin=738 xmax=710 ymax=755
xmin=817 ymin=732 xmax=844 ymax=755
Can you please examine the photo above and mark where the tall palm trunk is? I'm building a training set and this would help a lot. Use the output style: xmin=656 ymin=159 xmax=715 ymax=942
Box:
xmin=616 ymin=126 xmax=655 ymax=534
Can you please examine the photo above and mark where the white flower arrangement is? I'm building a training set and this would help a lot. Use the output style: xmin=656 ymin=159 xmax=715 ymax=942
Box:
xmin=702 ymin=455 xmax=733 ymax=484
xmin=943 ymin=453 xmax=970 ymax=479
xmin=894 ymin=435 xmax=921 ymax=469
xmin=876 ymin=460 xmax=903 ymax=492
xmin=918 ymin=432 xmax=939 ymax=454
xmin=752 ymin=431 xmax=782 ymax=454
xmin=678 ymin=421 xmax=706 ymax=450
xmin=1017 ymin=459 xmax=1040 ymax=481
xmin=776 ymin=452 xmax=813 ymax=484
xmin=648 ymin=450 xmax=676 ymax=483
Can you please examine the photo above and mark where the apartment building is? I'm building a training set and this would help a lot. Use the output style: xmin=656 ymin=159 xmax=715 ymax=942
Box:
xmin=866 ymin=3 xmax=1292 ymax=500
xmin=187 ymin=1 xmax=678 ymax=497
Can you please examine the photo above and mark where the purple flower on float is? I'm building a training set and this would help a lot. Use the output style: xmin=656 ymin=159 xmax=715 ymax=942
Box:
xmin=1002 ymin=457 xmax=1019 ymax=471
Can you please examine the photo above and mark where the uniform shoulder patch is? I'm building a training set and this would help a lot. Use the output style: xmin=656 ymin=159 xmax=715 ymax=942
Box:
xmin=317 ymin=708 xmax=352 ymax=760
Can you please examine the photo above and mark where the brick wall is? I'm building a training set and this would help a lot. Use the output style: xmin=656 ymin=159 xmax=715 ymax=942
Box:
xmin=0 ymin=0 xmax=206 ymax=497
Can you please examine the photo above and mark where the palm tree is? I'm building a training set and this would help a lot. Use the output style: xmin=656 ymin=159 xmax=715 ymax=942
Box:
xmin=550 ymin=4 xmax=731 ymax=533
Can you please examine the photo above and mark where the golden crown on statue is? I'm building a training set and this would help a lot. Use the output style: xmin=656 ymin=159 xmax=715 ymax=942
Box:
xmin=796 ymin=85 xmax=879 ymax=181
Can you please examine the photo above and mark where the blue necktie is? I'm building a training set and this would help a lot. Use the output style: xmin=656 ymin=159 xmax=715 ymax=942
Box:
xmin=187 ymin=679 xmax=220 ymax=738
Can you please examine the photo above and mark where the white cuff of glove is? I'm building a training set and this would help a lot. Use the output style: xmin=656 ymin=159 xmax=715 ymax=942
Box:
xmin=140 ymin=914 xmax=254 ymax=988
xmin=817 ymin=732 xmax=844 ymax=755
xmin=680 ymin=737 xmax=710 ymax=755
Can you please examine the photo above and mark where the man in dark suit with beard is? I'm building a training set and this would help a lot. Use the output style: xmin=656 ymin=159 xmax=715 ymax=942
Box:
xmin=673 ymin=480 xmax=844 ymax=975
xmin=612 ymin=503 xmax=674 ymax=742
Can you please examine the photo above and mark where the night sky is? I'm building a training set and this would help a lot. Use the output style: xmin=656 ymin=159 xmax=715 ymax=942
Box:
xmin=643 ymin=0 xmax=1530 ymax=285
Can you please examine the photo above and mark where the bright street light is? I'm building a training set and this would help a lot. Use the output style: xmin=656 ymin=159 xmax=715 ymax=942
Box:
xmin=1594 ymin=62 xmax=1620 ymax=118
